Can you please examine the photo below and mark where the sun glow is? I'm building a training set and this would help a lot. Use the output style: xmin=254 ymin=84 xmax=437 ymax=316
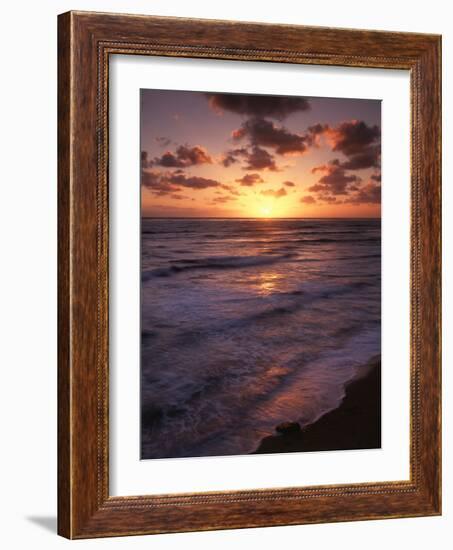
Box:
xmin=258 ymin=272 xmax=282 ymax=295
xmin=255 ymin=200 xmax=289 ymax=218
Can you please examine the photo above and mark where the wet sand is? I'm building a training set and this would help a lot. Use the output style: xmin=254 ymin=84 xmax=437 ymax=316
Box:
xmin=254 ymin=359 xmax=381 ymax=454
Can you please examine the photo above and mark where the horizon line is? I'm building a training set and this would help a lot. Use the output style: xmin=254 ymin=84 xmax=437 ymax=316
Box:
xmin=141 ymin=216 xmax=381 ymax=220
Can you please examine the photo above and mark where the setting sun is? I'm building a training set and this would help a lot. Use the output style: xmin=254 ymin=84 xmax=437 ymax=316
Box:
xmin=141 ymin=90 xmax=381 ymax=218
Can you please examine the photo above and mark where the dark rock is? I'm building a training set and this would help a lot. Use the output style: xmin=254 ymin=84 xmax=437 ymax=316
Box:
xmin=276 ymin=421 xmax=301 ymax=434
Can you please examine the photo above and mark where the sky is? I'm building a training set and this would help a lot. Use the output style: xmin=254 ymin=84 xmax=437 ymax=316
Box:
xmin=141 ymin=89 xmax=381 ymax=218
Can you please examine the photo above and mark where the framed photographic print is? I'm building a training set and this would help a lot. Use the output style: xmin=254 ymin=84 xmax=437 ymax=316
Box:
xmin=58 ymin=11 xmax=441 ymax=539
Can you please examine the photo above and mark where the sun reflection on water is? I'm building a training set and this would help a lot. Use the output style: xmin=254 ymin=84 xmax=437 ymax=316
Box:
xmin=258 ymin=272 xmax=282 ymax=295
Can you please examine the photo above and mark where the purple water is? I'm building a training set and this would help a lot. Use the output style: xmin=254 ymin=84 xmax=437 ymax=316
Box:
xmin=140 ymin=218 xmax=381 ymax=459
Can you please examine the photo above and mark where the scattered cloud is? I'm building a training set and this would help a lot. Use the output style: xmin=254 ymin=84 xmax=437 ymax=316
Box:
xmin=166 ymin=172 xmax=221 ymax=189
xmin=310 ymin=159 xmax=360 ymax=195
xmin=307 ymin=123 xmax=330 ymax=139
xmin=243 ymin=146 xmax=280 ymax=171
xmin=153 ymin=145 xmax=213 ymax=168
xmin=235 ymin=173 xmax=265 ymax=186
xmin=260 ymin=187 xmax=287 ymax=199
xmin=306 ymin=120 xmax=381 ymax=206
xmin=343 ymin=182 xmax=381 ymax=204
xmin=141 ymin=169 xmax=179 ymax=196
xmin=321 ymin=195 xmax=338 ymax=204
xmin=221 ymin=145 xmax=280 ymax=171
xmin=329 ymin=120 xmax=380 ymax=157
xmin=170 ymin=193 xmax=190 ymax=200
xmin=221 ymin=147 xmax=249 ymax=167
xmin=211 ymin=195 xmax=236 ymax=204
xmin=340 ymin=147 xmax=380 ymax=170
xmin=206 ymin=93 xmax=310 ymax=119
xmin=300 ymin=195 xmax=316 ymax=204
xmin=141 ymin=151 xmax=151 ymax=168
xmin=232 ymin=118 xmax=311 ymax=156
xmin=155 ymin=136 xmax=172 ymax=147
xmin=221 ymin=184 xmax=242 ymax=196
xmin=143 ymin=90 xmax=381 ymax=216
xmin=308 ymin=177 xmax=381 ymax=206
xmin=141 ymin=168 xmax=221 ymax=196
xmin=309 ymin=120 xmax=381 ymax=170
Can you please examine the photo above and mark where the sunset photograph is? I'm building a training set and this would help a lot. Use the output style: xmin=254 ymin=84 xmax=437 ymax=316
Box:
xmin=140 ymin=89 xmax=381 ymax=459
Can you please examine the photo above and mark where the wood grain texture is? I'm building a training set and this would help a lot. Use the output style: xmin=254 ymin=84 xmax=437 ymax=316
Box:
xmin=57 ymin=11 xmax=71 ymax=538
xmin=57 ymin=10 xmax=442 ymax=539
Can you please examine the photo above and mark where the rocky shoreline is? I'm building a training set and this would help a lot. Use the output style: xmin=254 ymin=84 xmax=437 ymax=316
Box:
xmin=253 ymin=358 xmax=381 ymax=455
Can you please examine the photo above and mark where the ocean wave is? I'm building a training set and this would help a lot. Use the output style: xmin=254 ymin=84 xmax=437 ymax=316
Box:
xmin=296 ymin=237 xmax=380 ymax=244
xmin=237 ymin=280 xmax=375 ymax=322
xmin=161 ymin=280 xmax=377 ymax=351
xmin=142 ymin=253 xmax=296 ymax=279
xmin=141 ymin=326 xmax=381 ymax=459
xmin=140 ymin=218 xmax=381 ymax=459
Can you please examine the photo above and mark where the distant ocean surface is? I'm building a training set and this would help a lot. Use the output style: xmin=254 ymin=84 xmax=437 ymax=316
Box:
xmin=140 ymin=218 xmax=381 ymax=459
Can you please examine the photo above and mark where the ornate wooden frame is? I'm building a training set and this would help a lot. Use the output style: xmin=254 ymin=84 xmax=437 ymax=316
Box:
xmin=58 ymin=10 xmax=441 ymax=539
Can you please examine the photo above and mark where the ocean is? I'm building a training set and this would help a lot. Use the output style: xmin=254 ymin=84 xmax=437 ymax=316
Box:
xmin=140 ymin=218 xmax=381 ymax=459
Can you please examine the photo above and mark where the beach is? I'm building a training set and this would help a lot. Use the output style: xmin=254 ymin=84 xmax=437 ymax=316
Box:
xmin=254 ymin=358 xmax=381 ymax=454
